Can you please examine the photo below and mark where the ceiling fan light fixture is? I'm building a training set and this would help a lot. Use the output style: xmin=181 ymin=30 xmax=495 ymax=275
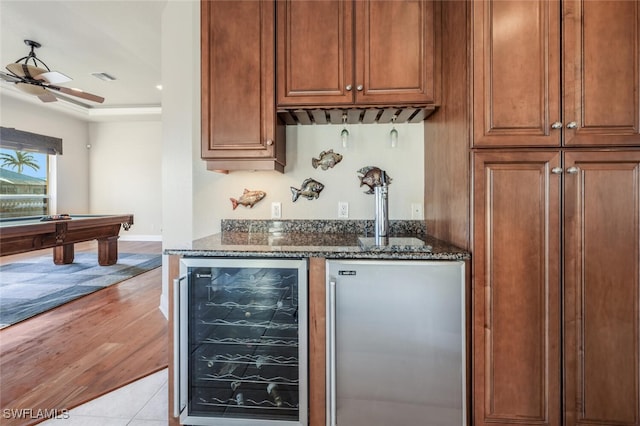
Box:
xmin=91 ymin=72 xmax=117 ymax=81
xmin=1 ymin=40 xmax=106 ymax=104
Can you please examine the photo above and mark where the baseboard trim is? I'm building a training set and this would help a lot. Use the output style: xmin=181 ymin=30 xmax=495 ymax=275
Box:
xmin=120 ymin=234 xmax=162 ymax=242
xmin=159 ymin=293 xmax=169 ymax=320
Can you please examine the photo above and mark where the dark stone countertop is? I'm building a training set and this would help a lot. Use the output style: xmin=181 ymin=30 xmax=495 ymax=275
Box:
xmin=164 ymin=220 xmax=470 ymax=261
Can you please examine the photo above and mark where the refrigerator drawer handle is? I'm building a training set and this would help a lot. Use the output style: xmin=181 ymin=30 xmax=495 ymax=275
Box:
xmin=173 ymin=275 xmax=187 ymax=419
xmin=329 ymin=280 xmax=337 ymax=426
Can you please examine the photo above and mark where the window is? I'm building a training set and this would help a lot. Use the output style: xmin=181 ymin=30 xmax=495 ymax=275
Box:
xmin=0 ymin=148 xmax=50 ymax=218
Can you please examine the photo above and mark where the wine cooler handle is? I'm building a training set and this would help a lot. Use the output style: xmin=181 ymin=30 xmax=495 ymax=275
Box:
xmin=173 ymin=275 xmax=187 ymax=419
xmin=329 ymin=280 xmax=337 ymax=426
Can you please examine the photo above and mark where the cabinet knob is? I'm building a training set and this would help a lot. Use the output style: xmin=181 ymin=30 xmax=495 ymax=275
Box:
xmin=551 ymin=122 xmax=563 ymax=129
xmin=356 ymin=85 xmax=363 ymax=91
xmin=566 ymin=166 xmax=579 ymax=174
xmin=551 ymin=167 xmax=563 ymax=174
xmin=566 ymin=121 xmax=578 ymax=129
xmin=266 ymin=139 xmax=273 ymax=146
xmin=345 ymin=84 xmax=352 ymax=91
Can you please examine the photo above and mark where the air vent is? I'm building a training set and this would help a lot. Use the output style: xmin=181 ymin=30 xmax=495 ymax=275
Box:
xmin=277 ymin=106 xmax=437 ymax=125
xmin=91 ymin=72 xmax=117 ymax=81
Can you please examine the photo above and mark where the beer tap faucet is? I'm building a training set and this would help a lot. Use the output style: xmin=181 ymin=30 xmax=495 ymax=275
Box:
xmin=374 ymin=170 xmax=389 ymax=246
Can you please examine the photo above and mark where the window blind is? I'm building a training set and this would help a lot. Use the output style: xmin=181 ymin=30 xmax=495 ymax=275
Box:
xmin=0 ymin=127 xmax=63 ymax=155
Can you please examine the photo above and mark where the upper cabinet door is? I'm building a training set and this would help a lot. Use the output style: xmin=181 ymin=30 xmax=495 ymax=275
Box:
xmin=276 ymin=0 xmax=354 ymax=106
xmin=354 ymin=0 xmax=439 ymax=105
xmin=563 ymin=0 xmax=640 ymax=146
xmin=473 ymin=0 xmax=561 ymax=147
xmin=201 ymin=0 xmax=284 ymax=171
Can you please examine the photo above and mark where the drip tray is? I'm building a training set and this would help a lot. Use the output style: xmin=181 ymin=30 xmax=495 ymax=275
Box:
xmin=358 ymin=237 xmax=432 ymax=252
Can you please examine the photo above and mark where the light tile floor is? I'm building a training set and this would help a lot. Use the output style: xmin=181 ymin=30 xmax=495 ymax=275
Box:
xmin=41 ymin=368 xmax=168 ymax=426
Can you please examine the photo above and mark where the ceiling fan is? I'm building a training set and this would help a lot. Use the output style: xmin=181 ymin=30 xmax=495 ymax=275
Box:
xmin=0 ymin=39 xmax=104 ymax=104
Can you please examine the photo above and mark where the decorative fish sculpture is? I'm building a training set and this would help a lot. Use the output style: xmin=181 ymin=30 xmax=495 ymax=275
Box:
xmin=312 ymin=149 xmax=343 ymax=170
xmin=357 ymin=166 xmax=392 ymax=194
xmin=230 ymin=189 xmax=266 ymax=210
xmin=291 ymin=178 xmax=325 ymax=202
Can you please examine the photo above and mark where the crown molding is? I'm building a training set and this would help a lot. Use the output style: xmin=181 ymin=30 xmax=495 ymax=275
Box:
xmin=1 ymin=86 xmax=161 ymax=122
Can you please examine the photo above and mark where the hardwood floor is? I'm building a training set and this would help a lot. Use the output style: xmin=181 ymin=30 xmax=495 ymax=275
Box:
xmin=0 ymin=241 xmax=168 ymax=426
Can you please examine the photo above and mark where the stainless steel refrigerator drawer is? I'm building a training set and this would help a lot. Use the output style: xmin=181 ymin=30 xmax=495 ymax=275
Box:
xmin=326 ymin=260 xmax=466 ymax=426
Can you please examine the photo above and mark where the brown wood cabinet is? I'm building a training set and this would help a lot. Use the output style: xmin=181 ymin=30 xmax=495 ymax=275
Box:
xmin=473 ymin=0 xmax=640 ymax=148
xmin=427 ymin=1 xmax=640 ymax=426
xmin=276 ymin=0 xmax=439 ymax=107
xmin=473 ymin=148 xmax=640 ymax=426
xmin=201 ymin=0 xmax=285 ymax=172
xmin=471 ymin=1 xmax=640 ymax=425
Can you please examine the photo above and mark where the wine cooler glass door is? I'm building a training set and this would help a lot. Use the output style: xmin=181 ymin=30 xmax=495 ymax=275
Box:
xmin=176 ymin=258 xmax=308 ymax=426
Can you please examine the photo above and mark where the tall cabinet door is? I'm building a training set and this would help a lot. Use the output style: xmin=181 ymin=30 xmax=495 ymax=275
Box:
xmin=276 ymin=0 xmax=353 ymax=106
xmin=472 ymin=0 xmax=561 ymax=147
xmin=563 ymin=150 xmax=640 ymax=426
xmin=473 ymin=151 xmax=562 ymax=426
xmin=563 ymin=1 xmax=640 ymax=146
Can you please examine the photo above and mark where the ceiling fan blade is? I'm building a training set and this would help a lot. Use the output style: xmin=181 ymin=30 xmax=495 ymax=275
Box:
xmin=15 ymin=82 xmax=57 ymax=103
xmin=15 ymin=82 xmax=48 ymax=96
xmin=38 ymin=91 xmax=58 ymax=103
xmin=35 ymin=71 xmax=72 ymax=84
xmin=6 ymin=63 xmax=47 ymax=79
xmin=46 ymin=85 xmax=105 ymax=103
xmin=0 ymin=71 xmax=22 ymax=83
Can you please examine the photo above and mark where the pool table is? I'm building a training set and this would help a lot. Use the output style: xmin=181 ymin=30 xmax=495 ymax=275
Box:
xmin=0 ymin=214 xmax=134 ymax=265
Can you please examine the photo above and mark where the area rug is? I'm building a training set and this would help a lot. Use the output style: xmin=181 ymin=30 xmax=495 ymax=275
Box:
xmin=0 ymin=252 xmax=162 ymax=328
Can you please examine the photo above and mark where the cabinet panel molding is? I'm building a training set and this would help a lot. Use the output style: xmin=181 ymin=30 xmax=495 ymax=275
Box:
xmin=473 ymin=151 xmax=561 ymax=426
xmin=563 ymin=0 xmax=640 ymax=146
xmin=472 ymin=0 xmax=561 ymax=147
xmin=201 ymin=0 xmax=285 ymax=171
xmin=563 ymin=150 xmax=640 ymax=426
xmin=276 ymin=0 xmax=353 ymax=105
xmin=355 ymin=0 xmax=438 ymax=104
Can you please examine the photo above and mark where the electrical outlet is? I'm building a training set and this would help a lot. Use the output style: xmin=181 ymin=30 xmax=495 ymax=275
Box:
xmin=338 ymin=201 xmax=349 ymax=218
xmin=271 ymin=202 xmax=282 ymax=219
xmin=411 ymin=203 xmax=423 ymax=220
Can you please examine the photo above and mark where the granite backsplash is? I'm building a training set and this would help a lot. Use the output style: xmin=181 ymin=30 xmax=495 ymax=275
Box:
xmin=220 ymin=219 xmax=427 ymax=236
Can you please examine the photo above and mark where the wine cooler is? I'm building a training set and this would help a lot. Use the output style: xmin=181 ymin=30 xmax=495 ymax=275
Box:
xmin=175 ymin=258 xmax=308 ymax=425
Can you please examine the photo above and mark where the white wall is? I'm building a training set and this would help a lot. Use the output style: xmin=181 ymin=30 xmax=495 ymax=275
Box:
xmin=88 ymin=121 xmax=162 ymax=240
xmin=193 ymin=122 xmax=424 ymax=238
xmin=159 ymin=0 xmax=199 ymax=317
xmin=0 ymin=95 xmax=90 ymax=214
xmin=161 ymin=0 xmax=197 ymax=250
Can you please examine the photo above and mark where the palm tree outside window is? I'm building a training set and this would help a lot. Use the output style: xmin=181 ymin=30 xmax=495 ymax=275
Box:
xmin=0 ymin=148 xmax=49 ymax=218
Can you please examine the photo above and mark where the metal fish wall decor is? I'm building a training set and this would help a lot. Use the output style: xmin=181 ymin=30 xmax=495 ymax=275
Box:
xmin=312 ymin=149 xmax=343 ymax=170
xmin=230 ymin=189 xmax=266 ymax=209
xmin=291 ymin=178 xmax=325 ymax=202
